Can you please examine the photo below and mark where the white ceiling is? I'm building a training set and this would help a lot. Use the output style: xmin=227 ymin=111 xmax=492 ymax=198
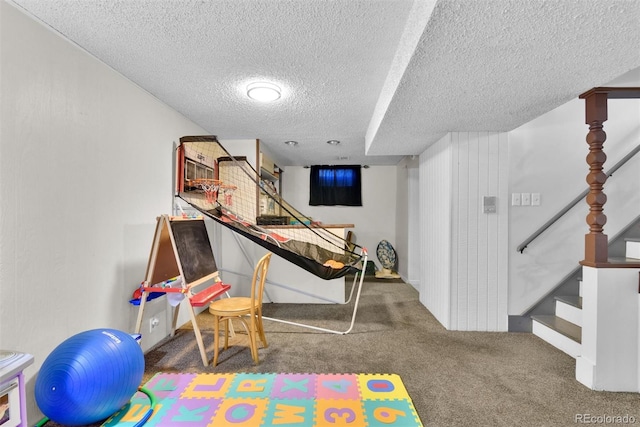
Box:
xmin=9 ymin=0 xmax=640 ymax=166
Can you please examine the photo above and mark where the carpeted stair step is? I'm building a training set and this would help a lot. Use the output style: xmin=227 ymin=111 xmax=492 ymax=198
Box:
xmin=625 ymin=238 xmax=640 ymax=259
xmin=531 ymin=314 xmax=581 ymax=358
xmin=555 ymin=295 xmax=582 ymax=308
xmin=554 ymin=295 xmax=582 ymax=327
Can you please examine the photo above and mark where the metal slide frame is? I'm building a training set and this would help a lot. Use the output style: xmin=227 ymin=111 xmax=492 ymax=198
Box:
xmin=225 ymin=231 xmax=368 ymax=335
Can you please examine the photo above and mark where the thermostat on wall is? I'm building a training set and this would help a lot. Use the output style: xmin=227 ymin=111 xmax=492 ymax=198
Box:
xmin=483 ymin=196 xmax=497 ymax=214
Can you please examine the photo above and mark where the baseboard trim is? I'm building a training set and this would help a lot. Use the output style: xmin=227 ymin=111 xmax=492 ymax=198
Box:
xmin=508 ymin=315 xmax=532 ymax=332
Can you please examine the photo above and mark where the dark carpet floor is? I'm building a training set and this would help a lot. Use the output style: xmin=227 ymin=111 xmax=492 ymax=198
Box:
xmin=45 ymin=277 xmax=640 ymax=426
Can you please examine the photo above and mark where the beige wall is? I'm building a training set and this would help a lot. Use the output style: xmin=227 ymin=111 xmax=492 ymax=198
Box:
xmin=0 ymin=3 xmax=208 ymax=423
xmin=282 ymin=165 xmax=398 ymax=271
xmin=395 ymin=155 xmax=420 ymax=288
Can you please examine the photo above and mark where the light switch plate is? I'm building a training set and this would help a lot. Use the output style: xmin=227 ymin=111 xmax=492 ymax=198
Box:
xmin=531 ymin=193 xmax=540 ymax=206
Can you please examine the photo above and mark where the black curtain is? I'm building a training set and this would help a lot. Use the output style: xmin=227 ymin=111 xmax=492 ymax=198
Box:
xmin=309 ymin=165 xmax=362 ymax=206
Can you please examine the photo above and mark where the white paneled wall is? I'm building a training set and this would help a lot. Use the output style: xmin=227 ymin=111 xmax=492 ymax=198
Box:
xmin=420 ymin=132 xmax=509 ymax=331
xmin=420 ymin=135 xmax=453 ymax=328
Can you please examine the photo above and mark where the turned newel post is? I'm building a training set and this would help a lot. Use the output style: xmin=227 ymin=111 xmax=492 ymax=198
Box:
xmin=581 ymin=90 xmax=609 ymax=264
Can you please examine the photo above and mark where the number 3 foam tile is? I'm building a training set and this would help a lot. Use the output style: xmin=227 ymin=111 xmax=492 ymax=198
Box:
xmin=315 ymin=399 xmax=367 ymax=427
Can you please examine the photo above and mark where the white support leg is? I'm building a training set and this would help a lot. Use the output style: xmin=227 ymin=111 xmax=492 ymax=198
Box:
xmin=262 ymin=256 xmax=367 ymax=335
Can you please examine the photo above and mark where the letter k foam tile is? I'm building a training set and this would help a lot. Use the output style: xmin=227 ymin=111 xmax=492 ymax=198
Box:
xmin=101 ymin=372 xmax=423 ymax=427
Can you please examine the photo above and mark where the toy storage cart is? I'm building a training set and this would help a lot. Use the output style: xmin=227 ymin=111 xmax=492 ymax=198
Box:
xmin=0 ymin=350 xmax=34 ymax=427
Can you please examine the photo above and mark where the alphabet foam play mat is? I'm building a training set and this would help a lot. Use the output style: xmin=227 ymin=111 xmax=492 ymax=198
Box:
xmin=102 ymin=372 xmax=422 ymax=426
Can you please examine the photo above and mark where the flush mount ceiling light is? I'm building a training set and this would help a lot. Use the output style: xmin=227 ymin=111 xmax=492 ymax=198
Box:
xmin=246 ymin=82 xmax=281 ymax=102
xmin=284 ymin=140 xmax=298 ymax=146
xmin=326 ymin=140 xmax=341 ymax=145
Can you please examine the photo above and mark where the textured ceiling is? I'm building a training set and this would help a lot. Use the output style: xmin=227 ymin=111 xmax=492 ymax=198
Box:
xmin=9 ymin=0 xmax=640 ymax=166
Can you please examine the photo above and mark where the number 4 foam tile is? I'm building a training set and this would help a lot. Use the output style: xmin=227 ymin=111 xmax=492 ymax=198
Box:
xmin=316 ymin=374 xmax=360 ymax=400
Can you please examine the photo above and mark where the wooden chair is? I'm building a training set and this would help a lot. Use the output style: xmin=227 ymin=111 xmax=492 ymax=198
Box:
xmin=345 ymin=230 xmax=356 ymax=253
xmin=209 ymin=252 xmax=272 ymax=366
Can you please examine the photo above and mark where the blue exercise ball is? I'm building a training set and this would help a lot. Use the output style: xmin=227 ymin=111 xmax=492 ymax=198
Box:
xmin=35 ymin=328 xmax=144 ymax=426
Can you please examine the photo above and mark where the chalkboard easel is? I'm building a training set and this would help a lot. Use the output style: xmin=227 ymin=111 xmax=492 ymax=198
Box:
xmin=134 ymin=214 xmax=230 ymax=366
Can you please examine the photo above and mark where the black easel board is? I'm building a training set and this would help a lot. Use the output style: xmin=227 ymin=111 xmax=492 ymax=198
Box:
xmin=145 ymin=215 xmax=219 ymax=287
xmin=170 ymin=219 xmax=218 ymax=284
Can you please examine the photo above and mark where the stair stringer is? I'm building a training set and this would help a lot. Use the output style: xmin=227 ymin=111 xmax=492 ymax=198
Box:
xmin=509 ymin=214 xmax=640 ymax=332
